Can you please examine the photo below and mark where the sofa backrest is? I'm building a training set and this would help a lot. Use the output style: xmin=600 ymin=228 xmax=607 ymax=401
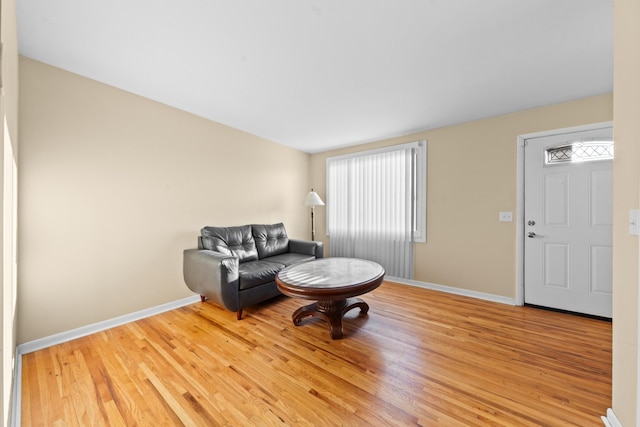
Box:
xmin=200 ymin=225 xmax=259 ymax=263
xmin=252 ymin=223 xmax=289 ymax=259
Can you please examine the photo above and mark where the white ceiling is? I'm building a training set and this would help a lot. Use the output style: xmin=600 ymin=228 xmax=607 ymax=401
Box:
xmin=16 ymin=1 xmax=612 ymax=153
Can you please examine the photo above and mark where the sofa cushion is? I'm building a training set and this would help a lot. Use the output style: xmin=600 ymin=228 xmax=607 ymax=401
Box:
xmin=201 ymin=225 xmax=259 ymax=263
xmin=262 ymin=253 xmax=316 ymax=267
xmin=252 ymin=223 xmax=289 ymax=259
xmin=238 ymin=260 xmax=284 ymax=290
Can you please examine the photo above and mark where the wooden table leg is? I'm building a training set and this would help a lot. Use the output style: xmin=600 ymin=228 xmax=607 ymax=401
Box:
xmin=291 ymin=297 xmax=370 ymax=339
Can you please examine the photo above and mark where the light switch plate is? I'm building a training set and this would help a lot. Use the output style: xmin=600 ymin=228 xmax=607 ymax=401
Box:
xmin=499 ymin=212 xmax=513 ymax=222
xmin=629 ymin=209 xmax=640 ymax=236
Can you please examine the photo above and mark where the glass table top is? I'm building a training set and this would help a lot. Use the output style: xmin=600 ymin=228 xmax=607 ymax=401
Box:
xmin=277 ymin=258 xmax=384 ymax=289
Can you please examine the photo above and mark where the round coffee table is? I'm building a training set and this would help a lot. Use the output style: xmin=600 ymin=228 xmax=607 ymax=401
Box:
xmin=275 ymin=258 xmax=385 ymax=339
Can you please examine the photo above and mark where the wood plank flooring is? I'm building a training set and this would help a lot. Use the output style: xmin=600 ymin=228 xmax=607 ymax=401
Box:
xmin=21 ymin=282 xmax=611 ymax=426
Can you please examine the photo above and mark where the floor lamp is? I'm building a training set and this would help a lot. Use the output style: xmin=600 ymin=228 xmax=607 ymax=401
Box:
xmin=303 ymin=188 xmax=324 ymax=241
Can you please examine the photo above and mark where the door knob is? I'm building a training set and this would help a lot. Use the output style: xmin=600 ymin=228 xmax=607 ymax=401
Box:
xmin=527 ymin=232 xmax=536 ymax=238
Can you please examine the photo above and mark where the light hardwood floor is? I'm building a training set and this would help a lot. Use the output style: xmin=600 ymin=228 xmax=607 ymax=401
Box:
xmin=21 ymin=282 xmax=611 ymax=426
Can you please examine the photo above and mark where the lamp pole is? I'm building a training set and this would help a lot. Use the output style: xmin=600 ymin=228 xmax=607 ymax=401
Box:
xmin=311 ymin=205 xmax=316 ymax=241
xmin=303 ymin=188 xmax=325 ymax=241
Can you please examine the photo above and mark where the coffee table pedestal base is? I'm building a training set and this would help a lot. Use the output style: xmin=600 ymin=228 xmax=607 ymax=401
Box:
xmin=292 ymin=297 xmax=369 ymax=340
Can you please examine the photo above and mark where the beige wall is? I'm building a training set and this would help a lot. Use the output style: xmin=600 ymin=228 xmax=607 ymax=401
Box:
xmin=612 ymin=0 xmax=640 ymax=424
xmin=13 ymin=6 xmax=640 ymax=424
xmin=18 ymin=57 xmax=311 ymax=343
xmin=310 ymin=94 xmax=613 ymax=299
xmin=1 ymin=0 xmax=20 ymax=424
xmin=15 ymin=7 xmax=639 ymax=423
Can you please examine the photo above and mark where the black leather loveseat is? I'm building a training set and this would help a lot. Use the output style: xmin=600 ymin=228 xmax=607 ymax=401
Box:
xmin=183 ymin=223 xmax=323 ymax=319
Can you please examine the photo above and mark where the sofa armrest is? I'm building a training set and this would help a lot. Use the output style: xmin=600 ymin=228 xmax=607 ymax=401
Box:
xmin=289 ymin=239 xmax=324 ymax=259
xmin=183 ymin=249 xmax=240 ymax=311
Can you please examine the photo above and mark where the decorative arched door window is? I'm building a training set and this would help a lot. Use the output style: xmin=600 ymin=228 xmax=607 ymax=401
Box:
xmin=545 ymin=140 xmax=614 ymax=165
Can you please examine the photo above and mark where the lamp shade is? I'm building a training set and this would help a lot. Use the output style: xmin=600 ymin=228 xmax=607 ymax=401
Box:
xmin=303 ymin=189 xmax=325 ymax=206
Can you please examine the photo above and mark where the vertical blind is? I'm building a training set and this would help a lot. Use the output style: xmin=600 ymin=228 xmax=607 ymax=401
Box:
xmin=326 ymin=141 xmax=426 ymax=279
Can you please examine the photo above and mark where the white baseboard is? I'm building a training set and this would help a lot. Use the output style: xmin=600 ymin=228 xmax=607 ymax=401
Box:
xmin=15 ymin=280 xmax=512 ymax=356
xmin=17 ymin=294 xmax=200 ymax=355
xmin=601 ymin=408 xmax=622 ymax=427
xmin=16 ymin=279 xmax=512 ymax=357
xmin=10 ymin=350 xmax=20 ymax=427
xmin=386 ymin=276 xmax=517 ymax=306
xmin=11 ymin=294 xmax=200 ymax=427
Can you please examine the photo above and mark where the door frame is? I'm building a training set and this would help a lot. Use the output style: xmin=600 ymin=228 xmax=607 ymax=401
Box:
xmin=515 ymin=121 xmax=613 ymax=306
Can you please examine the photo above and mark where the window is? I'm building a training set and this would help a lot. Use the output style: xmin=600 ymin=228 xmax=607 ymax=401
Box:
xmin=326 ymin=141 xmax=426 ymax=278
xmin=545 ymin=140 xmax=614 ymax=165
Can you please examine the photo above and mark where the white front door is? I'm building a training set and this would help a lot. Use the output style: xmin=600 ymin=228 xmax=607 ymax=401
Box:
xmin=524 ymin=127 xmax=613 ymax=318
